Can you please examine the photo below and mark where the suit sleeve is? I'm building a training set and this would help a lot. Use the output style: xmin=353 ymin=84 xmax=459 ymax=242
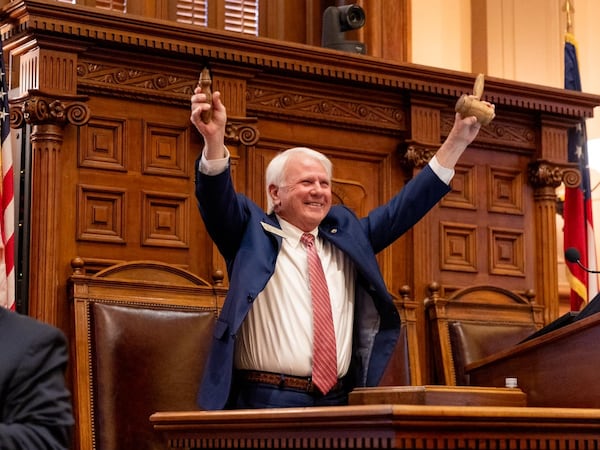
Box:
xmin=365 ymin=164 xmax=451 ymax=253
xmin=0 ymin=326 xmax=74 ymax=450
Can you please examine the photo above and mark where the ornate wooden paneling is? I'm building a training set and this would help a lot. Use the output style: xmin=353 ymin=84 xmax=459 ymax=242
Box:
xmin=2 ymin=0 xmax=600 ymax=386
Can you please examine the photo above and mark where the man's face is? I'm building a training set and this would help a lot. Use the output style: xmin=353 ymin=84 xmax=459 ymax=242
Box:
xmin=270 ymin=154 xmax=332 ymax=232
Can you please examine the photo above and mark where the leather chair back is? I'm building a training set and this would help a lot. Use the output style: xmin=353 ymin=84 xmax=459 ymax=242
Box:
xmin=68 ymin=258 xmax=223 ymax=450
xmin=425 ymin=282 xmax=544 ymax=386
xmin=93 ymin=303 xmax=214 ymax=450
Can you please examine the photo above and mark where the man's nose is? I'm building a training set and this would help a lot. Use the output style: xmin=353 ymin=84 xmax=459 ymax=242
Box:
xmin=310 ymin=182 xmax=325 ymax=193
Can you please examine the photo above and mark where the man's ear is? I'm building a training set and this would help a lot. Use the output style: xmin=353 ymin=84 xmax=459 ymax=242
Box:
xmin=268 ymin=184 xmax=279 ymax=201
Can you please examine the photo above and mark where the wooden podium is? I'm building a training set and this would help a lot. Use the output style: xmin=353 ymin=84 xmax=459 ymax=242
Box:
xmin=151 ymin=403 xmax=600 ymax=449
xmin=151 ymin=308 xmax=600 ymax=449
xmin=467 ymin=311 xmax=600 ymax=407
xmin=151 ymin=385 xmax=600 ymax=449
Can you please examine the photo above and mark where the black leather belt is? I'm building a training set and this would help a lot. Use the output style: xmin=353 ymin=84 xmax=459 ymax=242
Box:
xmin=236 ymin=369 xmax=344 ymax=394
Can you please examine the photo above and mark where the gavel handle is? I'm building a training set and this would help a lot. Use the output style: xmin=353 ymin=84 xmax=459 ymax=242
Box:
xmin=198 ymin=67 xmax=212 ymax=124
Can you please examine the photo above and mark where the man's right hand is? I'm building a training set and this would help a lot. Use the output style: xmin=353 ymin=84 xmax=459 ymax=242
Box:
xmin=190 ymin=89 xmax=228 ymax=159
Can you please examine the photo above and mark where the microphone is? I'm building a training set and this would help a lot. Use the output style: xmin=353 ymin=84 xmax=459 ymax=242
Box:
xmin=565 ymin=247 xmax=600 ymax=274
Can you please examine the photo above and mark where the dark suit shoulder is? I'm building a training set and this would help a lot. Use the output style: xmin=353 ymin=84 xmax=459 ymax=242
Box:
xmin=0 ymin=309 xmax=68 ymax=375
xmin=0 ymin=308 xmax=66 ymax=346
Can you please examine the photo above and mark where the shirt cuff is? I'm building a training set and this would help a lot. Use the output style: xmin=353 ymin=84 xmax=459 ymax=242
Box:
xmin=199 ymin=146 xmax=230 ymax=175
xmin=429 ymin=155 xmax=454 ymax=185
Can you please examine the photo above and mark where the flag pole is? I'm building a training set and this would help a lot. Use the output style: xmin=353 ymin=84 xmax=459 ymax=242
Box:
xmin=564 ymin=0 xmax=573 ymax=34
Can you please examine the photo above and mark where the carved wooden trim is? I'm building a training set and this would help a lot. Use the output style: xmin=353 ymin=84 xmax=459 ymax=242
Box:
xmin=400 ymin=141 xmax=437 ymax=170
xmin=410 ymin=104 xmax=441 ymax=145
xmin=3 ymin=0 xmax=600 ymax=118
xmin=331 ymin=178 xmax=367 ymax=216
xmin=441 ymin=113 xmax=537 ymax=152
xmin=224 ymin=119 xmax=260 ymax=146
xmin=8 ymin=88 xmax=90 ymax=326
xmin=561 ymin=166 xmax=582 ymax=189
xmin=247 ymin=83 xmax=405 ymax=133
xmin=527 ymin=160 xmax=572 ymax=189
xmin=78 ymin=61 xmax=193 ymax=94
xmin=10 ymin=90 xmax=90 ymax=128
xmin=20 ymin=48 xmax=78 ymax=95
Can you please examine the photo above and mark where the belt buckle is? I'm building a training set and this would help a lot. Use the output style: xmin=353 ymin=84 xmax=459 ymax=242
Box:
xmin=306 ymin=376 xmax=314 ymax=393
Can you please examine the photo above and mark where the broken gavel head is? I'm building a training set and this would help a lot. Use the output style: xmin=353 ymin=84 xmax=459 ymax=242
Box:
xmin=454 ymin=73 xmax=495 ymax=126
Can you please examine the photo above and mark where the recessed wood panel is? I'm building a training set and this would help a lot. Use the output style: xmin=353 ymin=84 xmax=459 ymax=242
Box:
xmin=488 ymin=166 xmax=523 ymax=215
xmin=488 ymin=227 xmax=525 ymax=277
xmin=78 ymin=116 xmax=127 ymax=171
xmin=142 ymin=122 xmax=189 ymax=178
xmin=141 ymin=191 xmax=190 ymax=248
xmin=441 ymin=164 xmax=476 ymax=210
xmin=77 ymin=184 xmax=126 ymax=244
xmin=440 ymin=222 xmax=477 ymax=273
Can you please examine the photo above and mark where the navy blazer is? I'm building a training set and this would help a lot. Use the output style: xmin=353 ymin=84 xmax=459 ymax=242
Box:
xmin=195 ymin=161 xmax=450 ymax=410
xmin=0 ymin=308 xmax=74 ymax=449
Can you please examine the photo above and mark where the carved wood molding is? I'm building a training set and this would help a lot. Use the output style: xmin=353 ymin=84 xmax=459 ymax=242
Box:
xmin=247 ymin=84 xmax=405 ymax=133
xmin=2 ymin=0 xmax=600 ymax=119
xmin=76 ymin=60 xmax=196 ymax=105
xmin=400 ymin=140 xmax=437 ymax=170
xmin=10 ymin=90 xmax=90 ymax=128
xmin=77 ymin=57 xmax=406 ymax=132
xmin=224 ymin=118 xmax=260 ymax=146
xmin=441 ymin=113 xmax=537 ymax=152
xmin=528 ymin=160 xmax=578 ymax=189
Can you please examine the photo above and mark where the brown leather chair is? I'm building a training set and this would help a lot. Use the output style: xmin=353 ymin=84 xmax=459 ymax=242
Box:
xmin=68 ymin=258 xmax=223 ymax=450
xmin=424 ymin=282 xmax=544 ymax=386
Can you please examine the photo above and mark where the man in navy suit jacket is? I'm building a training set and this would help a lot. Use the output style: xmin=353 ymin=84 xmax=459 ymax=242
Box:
xmin=190 ymin=88 xmax=490 ymax=411
xmin=0 ymin=308 xmax=74 ymax=449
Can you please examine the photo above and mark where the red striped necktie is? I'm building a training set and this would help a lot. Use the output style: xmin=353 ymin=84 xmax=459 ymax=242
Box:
xmin=301 ymin=232 xmax=338 ymax=394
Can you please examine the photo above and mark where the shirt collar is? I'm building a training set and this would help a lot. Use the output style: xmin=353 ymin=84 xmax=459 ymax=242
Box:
xmin=277 ymin=217 xmax=319 ymax=247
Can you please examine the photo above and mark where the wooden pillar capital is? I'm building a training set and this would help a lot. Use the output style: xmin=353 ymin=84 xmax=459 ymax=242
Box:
xmin=528 ymin=160 xmax=570 ymax=190
xmin=10 ymin=89 xmax=90 ymax=129
xmin=224 ymin=117 xmax=260 ymax=146
xmin=400 ymin=140 xmax=437 ymax=170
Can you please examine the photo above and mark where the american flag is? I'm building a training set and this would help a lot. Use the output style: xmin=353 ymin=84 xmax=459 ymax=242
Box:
xmin=563 ymin=32 xmax=598 ymax=311
xmin=0 ymin=39 xmax=15 ymax=310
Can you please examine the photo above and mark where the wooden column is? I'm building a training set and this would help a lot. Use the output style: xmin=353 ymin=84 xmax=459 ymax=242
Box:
xmin=402 ymin=97 xmax=446 ymax=299
xmin=7 ymin=46 xmax=89 ymax=328
xmin=528 ymin=161 xmax=563 ymax=323
xmin=400 ymin=97 xmax=446 ymax=381
xmin=10 ymin=91 xmax=89 ymax=327
xmin=529 ymin=117 xmax=580 ymax=323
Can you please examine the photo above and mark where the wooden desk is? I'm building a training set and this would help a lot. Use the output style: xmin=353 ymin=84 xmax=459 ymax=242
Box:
xmin=151 ymin=404 xmax=600 ymax=449
xmin=467 ymin=312 xmax=600 ymax=407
